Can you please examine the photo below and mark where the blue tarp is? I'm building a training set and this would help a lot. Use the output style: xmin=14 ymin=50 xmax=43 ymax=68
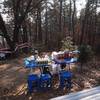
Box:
xmin=54 ymin=58 xmax=78 ymax=64
xmin=24 ymin=59 xmax=49 ymax=68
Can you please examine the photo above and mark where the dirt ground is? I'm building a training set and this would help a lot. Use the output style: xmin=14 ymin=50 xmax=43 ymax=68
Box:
xmin=0 ymin=56 xmax=100 ymax=100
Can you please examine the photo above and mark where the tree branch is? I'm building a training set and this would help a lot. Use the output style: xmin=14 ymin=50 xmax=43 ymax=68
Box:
xmin=28 ymin=0 xmax=44 ymax=12
xmin=18 ymin=0 xmax=33 ymax=24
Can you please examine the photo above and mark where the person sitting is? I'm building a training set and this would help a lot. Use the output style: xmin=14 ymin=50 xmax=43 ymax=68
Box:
xmin=43 ymin=67 xmax=52 ymax=76
xmin=60 ymin=63 xmax=66 ymax=70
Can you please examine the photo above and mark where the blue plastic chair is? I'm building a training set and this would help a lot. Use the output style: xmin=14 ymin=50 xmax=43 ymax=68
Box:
xmin=59 ymin=71 xmax=72 ymax=89
xmin=39 ymin=74 xmax=52 ymax=90
xmin=27 ymin=74 xmax=39 ymax=93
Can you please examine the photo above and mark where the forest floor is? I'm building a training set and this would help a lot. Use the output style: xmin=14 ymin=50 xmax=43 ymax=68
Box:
xmin=0 ymin=55 xmax=100 ymax=100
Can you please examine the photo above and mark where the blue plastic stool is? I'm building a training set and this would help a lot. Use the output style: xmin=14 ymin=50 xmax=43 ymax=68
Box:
xmin=27 ymin=74 xmax=39 ymax=93
xmin=59 ymin=71 xmax=72 ymax=89
xmin=39 ymin=74 xmax=52 ymax=90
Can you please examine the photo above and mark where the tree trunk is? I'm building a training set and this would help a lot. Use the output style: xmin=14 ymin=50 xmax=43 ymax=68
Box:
xmin=45 ymin=1 xmax=48 ymax=46
xmin=37 ymin=5 xmax=42 ymax=42
xmin=59 ymin=0 xmax=63 ymax=32
xmin=69 ymin=0 xmax=72 ymax=36
xmin=72 ymin=0 xmax=76 ymax=43
xmin=13 ymin=24 xmax=21 ymax=44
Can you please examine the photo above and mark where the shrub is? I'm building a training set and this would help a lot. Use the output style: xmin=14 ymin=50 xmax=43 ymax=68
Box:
xmin=61 ymin=36 xmax=77 ymax=51
xmin=95 ymin=45 xmax=100 ymax=55
xmin=78 ymin=45 xmax=93 ymax=71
